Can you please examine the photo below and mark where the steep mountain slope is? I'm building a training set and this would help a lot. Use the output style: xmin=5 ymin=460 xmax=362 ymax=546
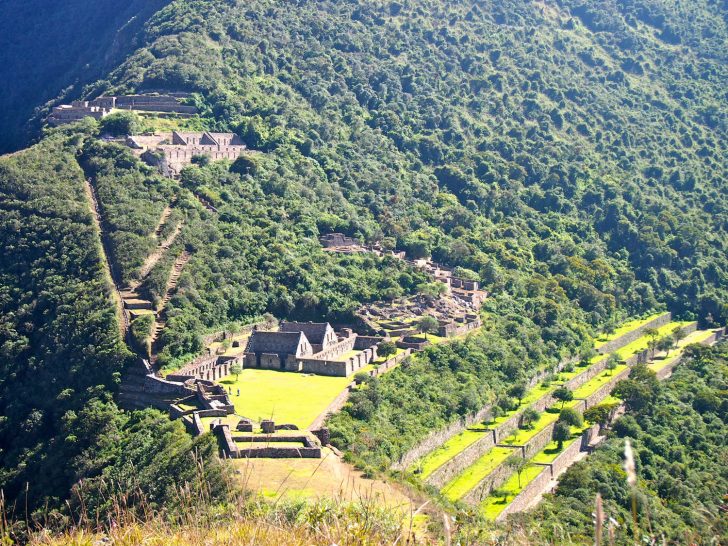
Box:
xmin=0 ymin=0 xmax=171 ymax=153
xmin=0 ymin=0 xmax=726 ymax=537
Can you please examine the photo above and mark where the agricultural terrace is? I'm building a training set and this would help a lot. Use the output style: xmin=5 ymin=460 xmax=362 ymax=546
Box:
xmin=219 ymin=369 xmax=351 ymax=429
xmin=434 ymin=320 xmax=691 ymax=501
xmin=593 ymin=312 xmax=665 ymax=350
xmin=480 ymin=464 xmax=545 ymax=519
xmin=478 ymin=326 xmax=720 ymax=519
xmin=648 ymin=328 xmax=719 ymax=374
xmin=415 ymin=381 xmax=553 ymax=478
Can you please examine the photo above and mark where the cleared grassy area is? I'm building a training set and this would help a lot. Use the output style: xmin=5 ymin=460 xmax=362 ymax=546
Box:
xmin=442 ymin=446 xmax=516 ymax=501
xmin=219 ymin=369 xmax=351 ymax=428
xmin=480 ymin=464 xmax=546 ymax=519
xmin=417 ymin=427 xmax=490 ymax=478
xmin=594 ymin=312 xmax=665 ymax=349
xmin=611 ymin=321 xmax=692 ymax=360
xmin=647 ymin=328 xmax=715 ymax=373
xmin=571 ymin=364 xmax=629 ymax=400
xmin=499 ymin=409 xmax=561 ymax=446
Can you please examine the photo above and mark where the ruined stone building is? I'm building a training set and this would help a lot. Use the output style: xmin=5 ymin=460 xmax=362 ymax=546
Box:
xmin=244 ymin=321 xmax=381 ymax=377
xmin=126 ymin=131 xmax=248 ymax=175
xmin=47 ymin=93 xmax=198 ymax=126
xmin=47 ymin=101 xmax=112 ymax=125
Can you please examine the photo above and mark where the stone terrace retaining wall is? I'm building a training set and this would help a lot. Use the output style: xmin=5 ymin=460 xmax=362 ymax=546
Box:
xmin=427 ymin=430 xmax=497 ymax=488
xmin=460 ymin=451 xmax=520 ymax=505
xmin=596 ymin=312 xmax=671 ymax=354
xmin=583 ymin=366 xmax=632 ymax=409
xmin=496 ymin=465 xmax=553 ymax=521
xmin=395 ymin=356 xmax=578 ymax=471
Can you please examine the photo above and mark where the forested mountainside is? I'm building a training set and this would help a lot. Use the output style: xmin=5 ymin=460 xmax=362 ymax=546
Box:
xmin=0 ymin=0 xmax=726 ymax=541
xmin=0 ymin=0 xmax=171 ymax=153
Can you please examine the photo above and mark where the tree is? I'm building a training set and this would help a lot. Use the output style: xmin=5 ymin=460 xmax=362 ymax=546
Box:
xmin=509 ymin=383 xmax=528 ymax=407
xmin=605 ymin=353 xmax=620 ymax=375
xmin=417 ymin=282 xmax=446 ymax=300
xmin=672 ymin=325 xmax=686 ymax=349
xmin=553 ymin=386 xmax=574 ymax=409
xmin=559 ymin=407 xmax=583 ymax=428
xmin=612 ymin=379 xmax=653 ymax=412
xmin=505 ymin=455 xmax=530 ymax=488
xmin=584 ymin=403 xmax=619 ymax=429
xmin=417 ymin=315 xmax=439 ymax=340
xmin=230 ymin=363 xmax=242 ymax=381
xmin=644 ymin=327 xmax=660 ymax=360
xmin=579 ymin=346 xmax=597 ymax=367
xmin=377 ymin=340 xmax=397 ymax=359
xmin=553 ymin=421 xmax=571 ymax=450
xmin=99 ymin=111 xmax=140 ymax=136
xmin=657 ymin=336 xmax=674 ymax=357
xmin=521 ymin=407 xmax=541 ymax=429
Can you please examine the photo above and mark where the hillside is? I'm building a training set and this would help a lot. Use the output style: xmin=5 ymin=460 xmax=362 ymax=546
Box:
xmin=0 ymin=0 xmax=726 ymax=542
xmin=0 ymin=0 xmax=171 ymax=153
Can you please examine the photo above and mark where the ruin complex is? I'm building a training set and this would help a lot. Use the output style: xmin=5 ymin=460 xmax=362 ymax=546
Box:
xmin=47 ymin=93 xmax=198 ymax=126
xmin=244 ymin=321 xmax=382 ymax=377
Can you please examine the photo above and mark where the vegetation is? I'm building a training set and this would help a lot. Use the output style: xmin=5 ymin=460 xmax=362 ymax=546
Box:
xmin=0 ymin=0 xmax=726 ymax=541
xmin=511 ymin=344 xmax=728 ymax=544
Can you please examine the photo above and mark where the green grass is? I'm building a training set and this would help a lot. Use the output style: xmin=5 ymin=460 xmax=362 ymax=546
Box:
xmin=593 ymin=312 xmax=665 ymax=348
xmin=480 ymin=464 xmax=547 ymax=519
xmin=647 ymin=328 xmax=714 ymax=373
xmin=498 ymin=409 xmax=561 ymax=446
xmin=441 ymin=446 xmax=517 ymax=501
xmin=219 ymin=369 xmax=351 ymax=428
xmin=570 ymin=364 xmax=629 ymax=400
xmin=610 ymin=321 xmax=692 ymax=360
xmin=416 ymin=427 xmax=491 ymax=478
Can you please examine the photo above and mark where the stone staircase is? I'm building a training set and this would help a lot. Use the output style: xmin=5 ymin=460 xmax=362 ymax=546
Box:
xmin=149 ymin=250 xmax=192 ymax=366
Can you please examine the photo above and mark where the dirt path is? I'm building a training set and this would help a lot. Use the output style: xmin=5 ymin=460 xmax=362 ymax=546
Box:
xmin=83 ymin=178 xmax=129 ymax=339
xmin=149 ymin=250 xmax=191 ymax=365
xmin=135 ymin=220 xmax=184 ymax=284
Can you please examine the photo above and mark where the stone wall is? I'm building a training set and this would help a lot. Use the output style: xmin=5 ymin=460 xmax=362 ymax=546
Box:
xmin=495 ymin=465 xmax=552 ymax=521
xmin=394 ymin=356 xmax=578 ymax=471
xmin=583 ymin=366 xmax=631 ymax=409
xmin=596 ymin=312 xmax=671 ymax=354
xmin=460 ymin=450 xmax=521 ymax=505
xmin=427 ymin=431 xmax=497 ymax=488
xmin=298 ymin=358 xmax=349 ymax=376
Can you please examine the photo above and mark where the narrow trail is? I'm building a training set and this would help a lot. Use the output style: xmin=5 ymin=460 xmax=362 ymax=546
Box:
xmin=150 ymin=250 xmax=192 ymax=366
xmin=153 ymin=204 xmax=174 ymax=239
xmin=133 ymin=220 xmax=184 ymax=286
xmin=83 ymin=177 xmax=129 ymax=340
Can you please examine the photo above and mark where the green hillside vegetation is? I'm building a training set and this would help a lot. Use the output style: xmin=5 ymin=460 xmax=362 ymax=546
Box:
xmin=0 ymin=132 xmax=227 ymax=529
xmin=507 ymin=344 xmax=728 ymax=544
xmin=0 ymin=0 xmax=726 ymax=542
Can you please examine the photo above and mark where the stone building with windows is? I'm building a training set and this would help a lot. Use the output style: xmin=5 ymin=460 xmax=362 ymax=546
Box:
xmin=243 ymin=321 xmax=382 ymax=377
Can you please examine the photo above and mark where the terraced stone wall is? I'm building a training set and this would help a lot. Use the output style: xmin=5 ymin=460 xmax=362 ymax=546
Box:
xmin=597 ymin=312 xmax=671 ymax=354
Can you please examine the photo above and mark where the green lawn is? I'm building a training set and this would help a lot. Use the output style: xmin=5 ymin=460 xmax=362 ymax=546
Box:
xmin=218 ymin=369 xmax=351 ymax=428
xmin=593 ymin=312 xmax=665 ymax=349
xmin=416 ymin=427 xmax=490 ymax=478
xmin=570 ymin=364 xmax=629 ymax=400
xmin=441 ymin=446 xmax=517 ymax=501
xmin=480 ymin=464 xmax=547 ymax=519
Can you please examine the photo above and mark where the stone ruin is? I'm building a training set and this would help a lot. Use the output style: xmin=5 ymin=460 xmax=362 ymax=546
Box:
xmin=127 ymin=130 xmax=248 ymax=176
xmin=48 ymin=93 xmax=198 ymax=126
xmin=243 ymin=321 xmax=383 ymax=377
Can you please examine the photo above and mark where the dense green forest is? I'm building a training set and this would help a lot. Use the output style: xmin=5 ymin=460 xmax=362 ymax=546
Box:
xmin=0 ymin=0 xmax=726 ymax=541
xmin=0 ymin=130 xmax=226 ymax=532
xmin=502 ymin=343 xmax=728 ymax=544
